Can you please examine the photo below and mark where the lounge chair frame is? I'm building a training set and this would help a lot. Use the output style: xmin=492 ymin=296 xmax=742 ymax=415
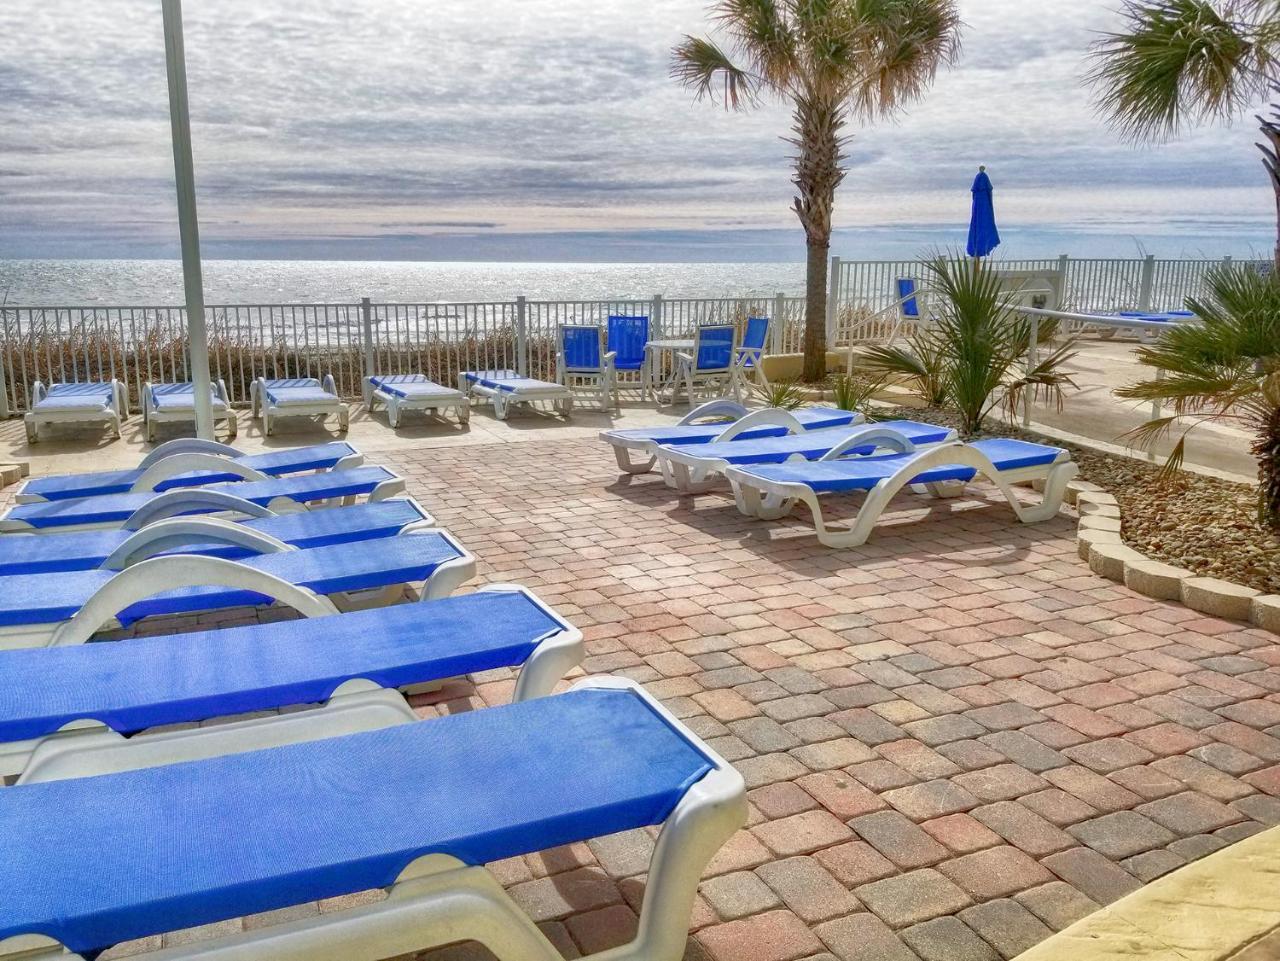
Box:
xmin=726 ymin=439 xmax=1078 ymax=547
xmin=0 ymin=583 xmax=583 ymax=781
xmin=251 ymin=376 xmax=350 ymax=436
xmin=458 ymin=370 xmax=574 ymax=421
xmin=729 ymin=317 xmax=770 ymax=398
xmin=0 ymin=677 xmax=745 ymax=961
xmin=0 ymin=524 xmax=475 ymax=649
xmin=599 ymin=398 xmax=749 ymax=474
xmin=362 ymin=375 xmax=470 ymax=427
xmin=23 ymin=380 xmax=128 ymax=444
xmin=142 ymin=380 xmax=237 ymax=441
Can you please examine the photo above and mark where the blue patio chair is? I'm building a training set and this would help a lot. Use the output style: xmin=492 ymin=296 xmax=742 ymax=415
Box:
xmin=896 ymin=278 xmax=927 ymax=329
xmin=731 ymin=316 xmax=771 ymax=397
xmin=607 ymin=314 xmax=649 ymax=395
xmin=664 ymin=324 xmax=736 ymax=406
xmin=555 ymin=324 xmax=616 ymax=409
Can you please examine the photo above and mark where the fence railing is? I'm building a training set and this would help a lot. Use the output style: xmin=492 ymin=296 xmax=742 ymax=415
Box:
xmin=0 ymin=255 xmax=1264 ymax=415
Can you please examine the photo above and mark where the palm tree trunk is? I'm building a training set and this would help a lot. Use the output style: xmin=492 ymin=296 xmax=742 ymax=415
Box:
xmin=802 ymin=240 xmax=829 ymax=382
xmin=1255 ymin=94 xmax=1280 ymax=269
xmin=1256 ymin=402 xmax=1280 ymax=530
xmin=790 ymin=97 xmax=846 ymax=383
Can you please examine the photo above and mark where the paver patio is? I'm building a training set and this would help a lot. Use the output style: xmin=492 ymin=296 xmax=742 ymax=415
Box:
xmin=6 ymin=422 xmax=1278 ymax=961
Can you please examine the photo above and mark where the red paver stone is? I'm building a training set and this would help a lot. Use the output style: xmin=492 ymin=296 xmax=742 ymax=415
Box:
xmin=936 ymin=845 xmax=1055 ymax=900
xmin=698 ymin=909 xmax=824 ymax=961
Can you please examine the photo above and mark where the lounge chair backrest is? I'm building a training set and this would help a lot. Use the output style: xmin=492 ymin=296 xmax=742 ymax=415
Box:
xmin=559 ymin=325 xmax=603 ymax=371
xmin=607 ymin=315 xmax=649 ymax=371
xmin=742 ymin=317 xmax=769 ymax=352
xmin=694 ymin=325 xmax=735 ymax=372
xmin=897 ymin=278 xmax=921 ymax=318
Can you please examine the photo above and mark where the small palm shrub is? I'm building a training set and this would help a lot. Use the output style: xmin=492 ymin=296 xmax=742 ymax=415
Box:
xmin=1116 ymin=265 xmax=1280 ymax=529
xmin=754 ymin=379 xmax=808 ymax=411
xmin=830 ymin=372 xmax=887 ymax=416
xmin=858 ymin=255 xmax=1078 ymax=435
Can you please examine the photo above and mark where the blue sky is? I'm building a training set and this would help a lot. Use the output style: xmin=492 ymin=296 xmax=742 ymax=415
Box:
xmin=0 ymin=0 xmax=1273 ymax=261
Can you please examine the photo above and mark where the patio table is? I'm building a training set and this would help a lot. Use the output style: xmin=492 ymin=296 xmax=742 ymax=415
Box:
xmin=644 ymin=338 xmax=695 ymax=404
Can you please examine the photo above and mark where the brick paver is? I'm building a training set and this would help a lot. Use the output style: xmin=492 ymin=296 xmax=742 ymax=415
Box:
xmin=35 ymin=430 xmax=1280 ymax=961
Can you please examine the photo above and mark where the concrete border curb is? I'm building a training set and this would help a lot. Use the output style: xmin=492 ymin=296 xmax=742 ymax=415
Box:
xmin=1065 ymin=480 xmax=1277 ymax=635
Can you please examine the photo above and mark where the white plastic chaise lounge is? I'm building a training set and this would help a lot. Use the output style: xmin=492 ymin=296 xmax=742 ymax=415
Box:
xmin=599 ymin=400 xmax=862 ymax=474
xmin=725 ymin=437 xmax=1078 ymax=547
xmin=23 ymin=380 xmax=127 ymax=444
xmin=0 ymin=585 xmax=582 ymax=780
xmin=0 ymin=499 xmax=436 ymax=575
xmin=1 ymin=464 xmax=404 ymax=534
xmin=142 ymin=380 xmax=237 ymax=441
xmin=363 ymin=373 xmax=470 ymax=427
xmin=0 ymin=677 xmax=744 ymax=961
xmin=16 ymin=438 xmax=362 ymax=502
xmin=459 ymin=369 xmax=574 ymax=420
xmin=251 ymin=376 xmax=349 ymax=435
xmin=0 ymin=526 xmax=476 ymax=649
xmin=655 ymin=416 xmax=960 ymax=493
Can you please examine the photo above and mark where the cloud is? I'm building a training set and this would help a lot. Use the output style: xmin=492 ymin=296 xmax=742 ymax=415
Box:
xmin=0 ymin=0 xmax=1271 ymax=260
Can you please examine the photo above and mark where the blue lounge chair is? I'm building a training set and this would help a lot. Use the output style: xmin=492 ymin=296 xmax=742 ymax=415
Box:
xmin=252 ymin=376 xmax=349 ymax=435
xmin=655 ymin=419 xmax=960 ymax=492
xmin=1 ymin=465 xmax=404 ymax=533
xmin=0 ymin=499 xmax=435 ymax=575
xmin=897 ymin=277 xmax=926 ymax=328
xmin=731 ymin=316 xmax=771 ymax=396
xmin=0 ymin=678 xmax=744 ymax=961
xmin=362 ymin=373 xmax=470 ymax=427
xmin=725 ymin=437 xmax=1078 ymax=547
xmin=23 ymin=380 xmax=127 ymax=444
xmin=599 ymin=401 xmax=862 ymax=473
xmin=142 ymin=381 xmax=236 ymax=441
xmin=661 ymin=324 xmax=736 ymax=406
xmin=0 ymin=585 xmax=581 ymax=780
xmin=16 ymin=439 xmax=362 ymax=503
xmin=459 ymin=369 xmax=574 ymax=420
xmin=556 ymin=324 xmax=616 ymax=410
xmin=607 ymin=314 xmax=649 ymax=394
xmin=0 ymin=528 xmax=475 ymax=649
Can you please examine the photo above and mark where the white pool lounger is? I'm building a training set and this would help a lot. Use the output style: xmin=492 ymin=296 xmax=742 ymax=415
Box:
xmin=654 ymin=419 xmax=960 ymax=492
xmin=16 ymin=439 xmax=363 ymax=503
xmin=363 ymin=373 xmax=470 ymax=426
xmin=251 ymin=376 xmax=350 ymax=435
xmin=600 ymin=401 xmax=863 ymax=474
xmin=725 ymin=437 xmax=1078 ymax=547
xmin=459 ymin=369 xmax=574 ymax=420
xmin=0 ymin=678 xmax=744 ymax=961
xmin=23 ymin=381 xmax=128 ymax=444
xmin=141 ymin=381 xmax=237 ymax=440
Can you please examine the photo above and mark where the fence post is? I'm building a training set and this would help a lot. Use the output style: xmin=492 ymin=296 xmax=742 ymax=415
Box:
xmin=771 ymin=292 xmax=785 ymax=354
xmin=651 ymin=294 xmax=663 ymax=341
xmin=515 ymin=295 xmax=528 ymax=376
xmin=1055 ymin=254 xmax=1069 ymax=310
xmin=1138 ymin=254 xmax=1155 ymax=311
xmin=0 ymin=310 xmax=9 ymax=418
xmin=1023 ymin=315 xmax=1039 ymax=428
xmin=360 ymin=297 xmax=374 ymax=378
xmin=825 ymin=256 xmax=841 ymax=345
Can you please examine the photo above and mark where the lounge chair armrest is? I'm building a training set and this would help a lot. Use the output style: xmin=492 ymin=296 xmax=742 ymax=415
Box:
xmin=322 ymin=373 xmax=338 ymax=396
xmin=31 ymin=380 xmax=48 ymax=405
xmin=142 ymin=381 xmax=156 ymax=419
xmin=819 ymin=426 xmax=918 ymax=461
xmin=114 ymin=379 xmax=128 ymax=419
xmin=215 ymin=379 xmax=229 ymax=403
xmin=678 ymin=398 xmax=750 ymax=425
xmin=48 ymin=555 xmax=338 ymax=647
xmin=121 ymin=488 xmax=277 ymax=531
xmin=130 ymin=452 xmax=271 ymax=492
xmin=103 ymin=515 xmax=293 ymax=570
xmin=713 ymin=407 xmax=807 ymax=442
xmin=138 ymin=437 xmax=244 ymax=469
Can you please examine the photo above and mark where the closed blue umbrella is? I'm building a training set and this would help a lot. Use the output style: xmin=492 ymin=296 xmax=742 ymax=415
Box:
xmin=967 ymin=165 xmax=1000 ymax=259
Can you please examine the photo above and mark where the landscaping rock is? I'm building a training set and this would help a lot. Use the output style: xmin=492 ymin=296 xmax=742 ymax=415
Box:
xmin=1124 ymin=560 xmax=1194 ymax=601
xmin=1088 ymin=543 xmax=1145 ymax=581
xmin=1181 ymin=577 xmax=1261 ymax=621
xmin=1252 ymin=596 xmax=1280 ymax=634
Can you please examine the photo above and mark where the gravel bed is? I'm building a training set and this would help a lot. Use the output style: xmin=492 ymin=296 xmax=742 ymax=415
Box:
xmin=876 ymin=405 xmax=1280 ymax=595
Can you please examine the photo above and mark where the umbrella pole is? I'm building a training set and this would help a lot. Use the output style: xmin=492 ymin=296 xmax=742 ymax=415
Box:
xmin=162 ymin=0 xmax=214 ymax=441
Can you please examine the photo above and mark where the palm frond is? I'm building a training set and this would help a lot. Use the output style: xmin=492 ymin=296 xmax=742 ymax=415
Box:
xmin=717 ymin=0 xmax=800 ymax=88
xmin=1087 ymin=0 xmax=1271 ymax=142
xmin=851 ymin=0 xmax=963 ymax=117
xmin=671 ymin=36 xmax=760 ymax=108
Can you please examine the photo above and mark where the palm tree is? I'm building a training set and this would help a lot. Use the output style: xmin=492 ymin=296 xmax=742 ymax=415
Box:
xmin=858 ymin=255 xmax=1078 ymax=434
xmin=672 ymin=0 xmax=962 ymax=382
xmin=1088 ymin=0 xmax=1280 ymax=266
xmin=1116 ymin=265 xmax=1280 ymax=528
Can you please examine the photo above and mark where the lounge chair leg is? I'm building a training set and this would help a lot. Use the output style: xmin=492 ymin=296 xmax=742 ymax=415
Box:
xmin=613 ymin=446 xmax=657 ymax=474
xmin=23 ymin=416 xmax=38 ymax=444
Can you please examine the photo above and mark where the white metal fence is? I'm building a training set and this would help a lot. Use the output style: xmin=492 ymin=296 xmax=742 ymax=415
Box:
xmin=0 ymin=255 xmax=1264 ymax=415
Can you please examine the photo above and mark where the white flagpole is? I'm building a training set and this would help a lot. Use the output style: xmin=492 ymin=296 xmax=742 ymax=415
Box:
xmin=162 ymin=0 xmax=214 ymax=440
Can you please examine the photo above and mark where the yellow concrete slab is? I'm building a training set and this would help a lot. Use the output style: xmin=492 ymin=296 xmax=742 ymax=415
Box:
xmin=1016 ymin=825 xmax=1280 ymax=961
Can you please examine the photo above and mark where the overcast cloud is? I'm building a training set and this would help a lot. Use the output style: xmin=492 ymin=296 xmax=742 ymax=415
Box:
xmin=0 ymin=0 xmax=1272 ymax=260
